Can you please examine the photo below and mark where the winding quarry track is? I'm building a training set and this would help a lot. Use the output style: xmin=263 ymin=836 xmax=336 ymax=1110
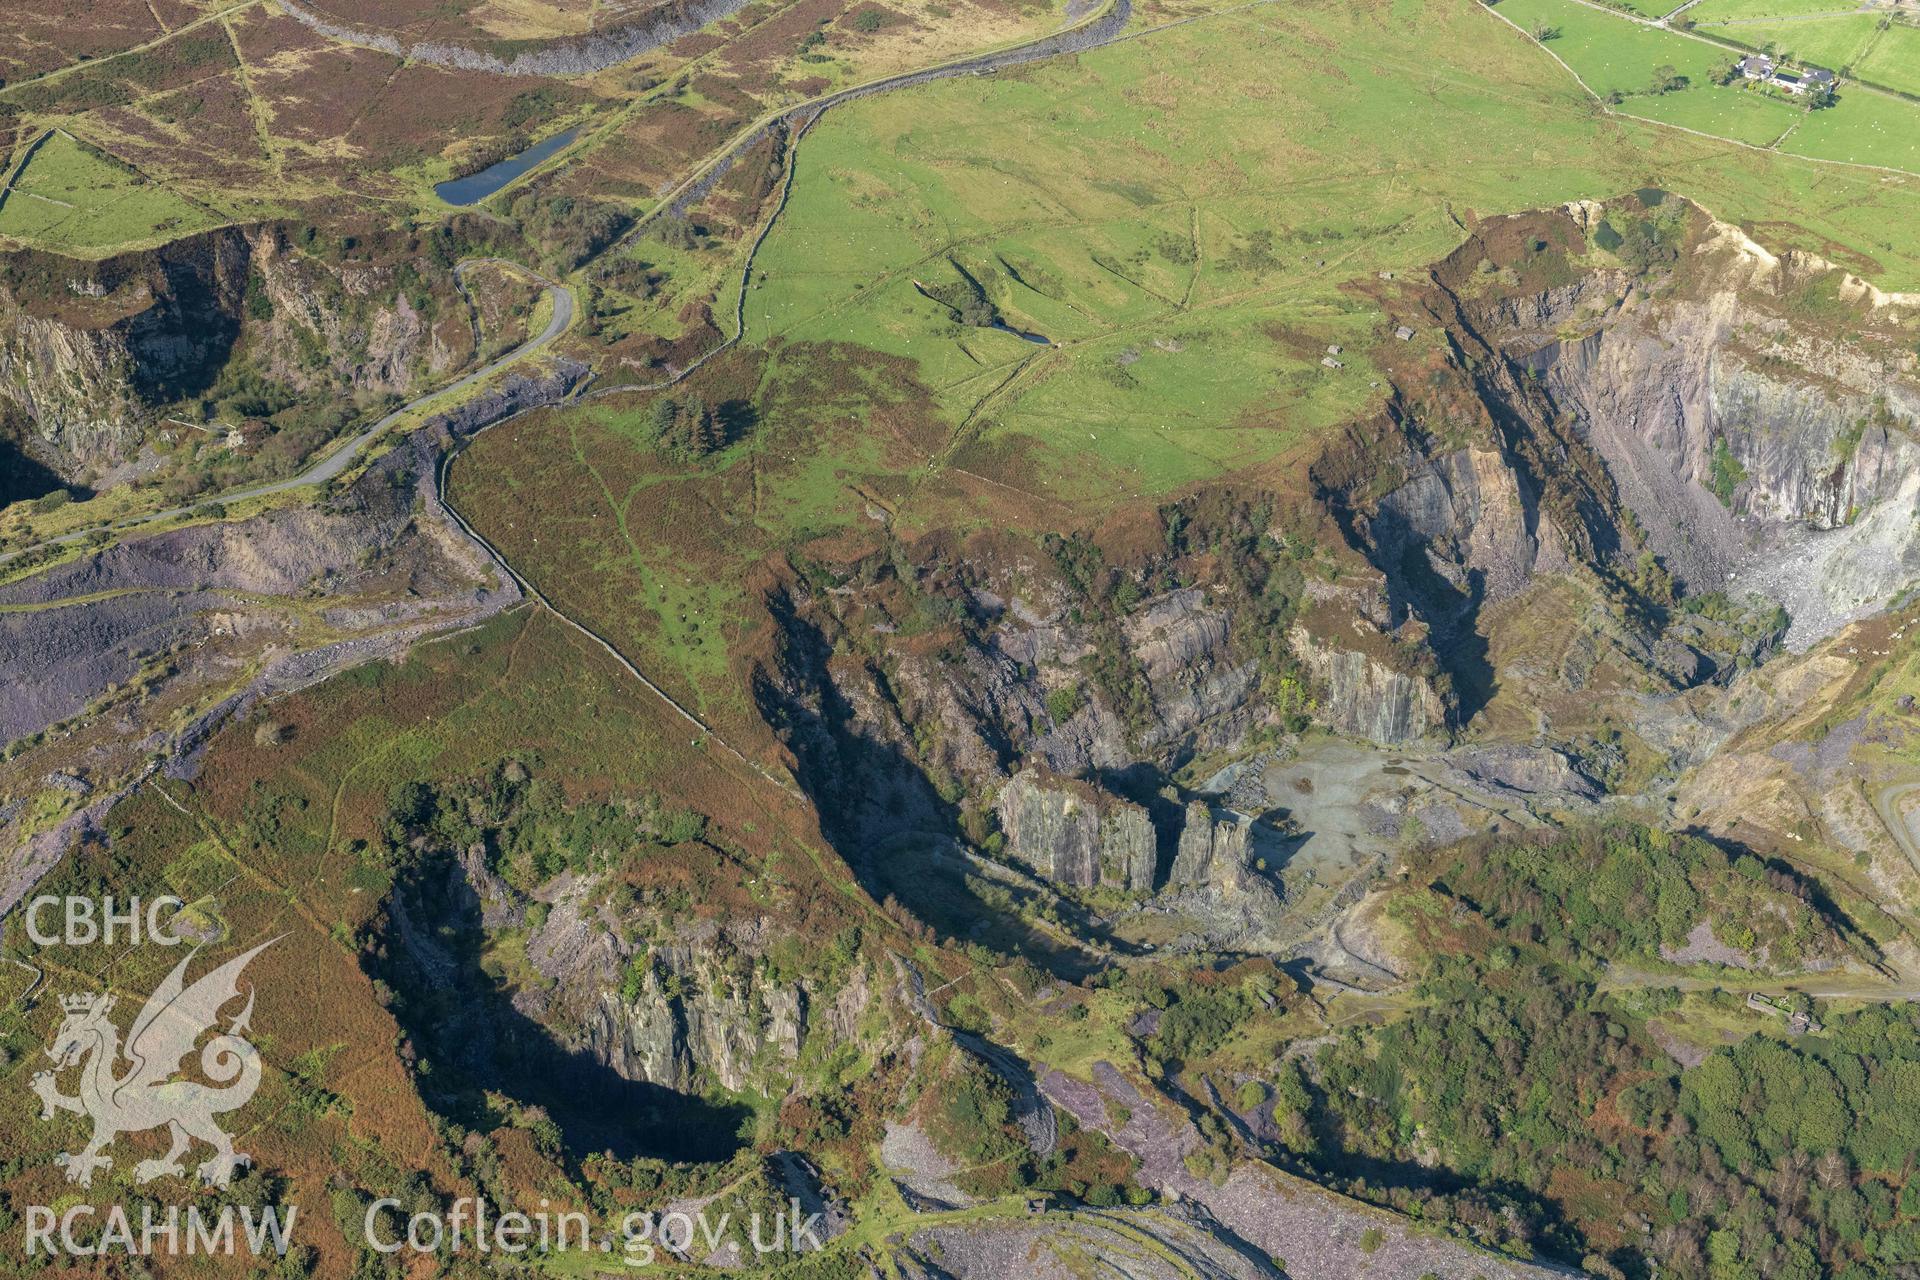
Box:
xmin=1874 ymin=782 xmax=1920 ymax=881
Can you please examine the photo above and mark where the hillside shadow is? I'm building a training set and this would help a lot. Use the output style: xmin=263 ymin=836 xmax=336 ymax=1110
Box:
xmin=127 ymin=250 xmax=244 ymax=405
xmin=1383 ymin=520 xmax=1495 ymax=725
xmin=0 ymin=437 xmax=71 ymax=508
xmin=753 ymin=591 xmax=1116 ymax=981
xmin=1682 ymin=825 xmax=1874 ymax=955
xmin=1278 ymin=1134 xmax=1596 ymax=1276
xmin=370 ymin=860 xmax=749 ymax=1165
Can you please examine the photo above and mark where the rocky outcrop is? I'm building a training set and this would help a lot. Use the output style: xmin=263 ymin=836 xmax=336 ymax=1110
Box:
xmin=1119 ymin=588 xmax=1260 ymax=754
xmin=1454 ymin=744 xmax=1600 ymax=799
xmin=587 ymin=946 xmax=864 ymax=1095
xmin=1165 ymin=800 xmax=1255 ymax=893
xmin=1287 ymin=622 xmax=1447 ymax=746
xmin=516 ymin=877 xmax=872 ymax=1095
xmin=994 ymin=767 xmax=1156 ymax=891
xmin=1367 ymin=445 xmax=1569 ymax=608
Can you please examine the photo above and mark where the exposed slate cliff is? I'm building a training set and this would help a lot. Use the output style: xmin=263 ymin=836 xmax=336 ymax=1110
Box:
xmin=512 ymin=870 xmax=874 ymax=1095
xmin=1286 ymin=622 xmax=1449 ymax=747
xmin=0 ymin=226 xmax=470 ymax=482
xmin=995 ymin=766 xmax=1156 ymax=891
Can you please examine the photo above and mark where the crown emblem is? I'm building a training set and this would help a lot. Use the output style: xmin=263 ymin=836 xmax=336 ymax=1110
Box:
xmin=59 ymin=993 xmax=98 ymax=1012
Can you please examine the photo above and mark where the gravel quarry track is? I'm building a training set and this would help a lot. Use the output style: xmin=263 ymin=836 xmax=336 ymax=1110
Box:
xmin=1874 ymin=781 xmax=1920 ymax=880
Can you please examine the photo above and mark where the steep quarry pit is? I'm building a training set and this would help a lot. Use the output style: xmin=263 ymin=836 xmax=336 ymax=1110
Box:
xmin=367 ymin=847 xmax=766 ymax=1163
xmin=1441 ymin=196 xmax=1920 ymax=649
xmin=752 ymin=195 xmax=1920 ymax=971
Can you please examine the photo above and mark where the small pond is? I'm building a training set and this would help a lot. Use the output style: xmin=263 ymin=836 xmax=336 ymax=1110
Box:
xmin=435 ymin=129 xmax=579 ymax=206
xmin=990 ymin=320 xmax=1051 ymax=345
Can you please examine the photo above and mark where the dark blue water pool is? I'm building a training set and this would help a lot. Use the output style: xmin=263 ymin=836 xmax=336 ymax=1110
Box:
xmin=435 ymin=129 xmax=579 ymax=206
xmin=990 ymin=320 xmax=1051 ymax=345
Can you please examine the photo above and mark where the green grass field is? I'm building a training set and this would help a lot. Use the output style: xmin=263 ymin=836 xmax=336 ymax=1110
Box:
xmin=1685 ymin=0 xmax=1871 ymax=22
xmin=1499 ymin=0 xmax=1920 ymax=173
xmin=1783 ymin=83 xmax=1920 ymax=168
xmin=1700 ymin=12 xmax=1884 ymax=67
xmin=0 ymin=129 xmax=217 ymax=254
xmin=1854 ymin=21 xmax=1920 ymax=95
xmin=1499 ymin=0 xmax=1745 ymax=96
xmin=1626 ymin=76 xmax=1802 ymax=142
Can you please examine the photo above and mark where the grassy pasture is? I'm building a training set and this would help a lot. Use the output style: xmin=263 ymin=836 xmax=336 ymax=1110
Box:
xmin=0 ymin=129 xmax=217 ymax=254
xmin=1783 ymin=83 xmax=1920 ymax=168
xmin=1501 ymin=0 xmax=1920 ymax=173
xmin=1625 ymin=72 xmax=1803 ymax=142
xmin=1684 ymin=0 xmax=1873 ymax=20
xmin=1702 ymin=12 xmax=1884 ymax=66
xmin=1854 ymin=21 xmax=1920 ymax=95
xmin=1499 ymin=0 xmax=1748 ymax=96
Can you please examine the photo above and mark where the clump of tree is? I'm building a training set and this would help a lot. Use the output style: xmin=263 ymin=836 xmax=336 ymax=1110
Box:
xmin=1708 ymin=436 xmax=1748 ymax=507
xmin=508 ymin=193 xmax=632 ymax=270
xmin=1590 ymin=212 xmax=1680 ymax=274
xmin=647 ymin=394 xmax=758 ymax=462
xmin=1648 ymin=63 xmax=1689 ymax=94
xmin=1416 ymin=822 xmax=1851 ymax=970
xmin=1268 ymin=822 xmax=1909 ymax=1278
xmin=653 ymin=215 xmax=706 ymax=252
xmin=1041 ymin=530 xmax=1156 ymax=739
xmin=373 ymin=759 xmax=711 ymax=889
xmin=919 ymin=258 xmax=1004 ymax=327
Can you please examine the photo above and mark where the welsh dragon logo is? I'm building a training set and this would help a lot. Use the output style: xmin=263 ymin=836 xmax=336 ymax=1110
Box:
xmin=31 ymin=939 xmax=277 ymax=1188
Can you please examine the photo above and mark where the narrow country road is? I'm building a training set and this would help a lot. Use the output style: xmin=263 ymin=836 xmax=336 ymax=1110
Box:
xmin=0 ymin=269 xmax=573 ymax=567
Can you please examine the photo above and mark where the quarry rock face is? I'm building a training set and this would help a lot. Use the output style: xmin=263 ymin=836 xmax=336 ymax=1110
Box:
xmin=995 ymin=766 xmax=1156 ymax=891
xmin=516 ymin=877 xmax=873 ymax=1095
xmin=0 ymin=229 xmax=247 ymax=470
xmin=1286 ymin=623 xmax=1448 ymax=746
xmin=1166 ymin=800 xmax=1255 ymax=893
xmin=1499 ymin=221 xmax=1920 ymax=646
xmin=1367 ymin=445 xmax=1562 ymax=607
xmin=1118 ymin=588 xmax=1261 ymax=755
xmin=992 ymin=771 xmax=1270 ymax=902
xmin=0 ymin=226 xmax=467 ymax=483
